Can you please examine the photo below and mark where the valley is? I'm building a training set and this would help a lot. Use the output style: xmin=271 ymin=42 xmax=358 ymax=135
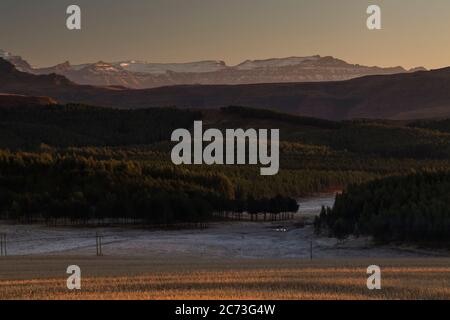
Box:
xmin=1 ymin=193 xmax=434 ymax=259
xmin=1 ymin=0 xmax=450 ymax=303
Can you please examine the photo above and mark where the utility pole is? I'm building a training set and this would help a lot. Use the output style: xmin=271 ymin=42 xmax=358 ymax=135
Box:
xmin=96 ymin=232 xmax=103 ymax=256
xmin=99 ymin=233 xmax=102 ymax=256
xmin=0 ymin=234 xmax=6 ymax=257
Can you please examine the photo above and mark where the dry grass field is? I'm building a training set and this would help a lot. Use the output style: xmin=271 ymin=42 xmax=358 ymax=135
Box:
xmin=0 ymin=256 xmax=449 ymax=300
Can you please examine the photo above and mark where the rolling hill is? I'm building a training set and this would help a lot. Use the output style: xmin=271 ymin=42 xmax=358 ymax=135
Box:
xmin=1 ymin=58 xmax=450 ymax=120
xmin=0 ymin=93 xmax=56 ymax=107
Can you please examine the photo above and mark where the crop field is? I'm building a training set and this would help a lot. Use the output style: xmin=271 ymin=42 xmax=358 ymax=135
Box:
xmin=0 ymin=257 xmax=449 ymax=300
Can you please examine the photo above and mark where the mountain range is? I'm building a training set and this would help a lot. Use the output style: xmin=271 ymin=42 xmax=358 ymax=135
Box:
xmin=1 ymin=56 xmax=450 ymax=120
xmin=0 ymin=49 xmax=424 ymax=89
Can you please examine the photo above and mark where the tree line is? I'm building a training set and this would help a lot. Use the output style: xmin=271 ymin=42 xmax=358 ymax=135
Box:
xmin=0 ymin=150 xmax=299 ymax=224
xmin=314 ymin=170 xmax=450 ymax=245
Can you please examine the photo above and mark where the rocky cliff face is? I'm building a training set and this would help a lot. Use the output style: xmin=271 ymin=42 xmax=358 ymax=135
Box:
xmin=1 ymin=50 xmax=419 ymax=89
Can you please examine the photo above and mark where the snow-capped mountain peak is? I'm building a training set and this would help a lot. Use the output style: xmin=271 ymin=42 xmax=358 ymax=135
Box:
xmin=0 ymin=49 xmax=421 ymax=89
xmin=85 ymin=61 xmax=123 ymax=73
xmin=0 ymin=49 xmax=12 ymax=58
xmin=235 ymin=55 xmax=322 ymax=70
xmin=0 ymin=49 xmax=33 ymax=73
xmin=115 ymin=60 xmax=227 ymax=74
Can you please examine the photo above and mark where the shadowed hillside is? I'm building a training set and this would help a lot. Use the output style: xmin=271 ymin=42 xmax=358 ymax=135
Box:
xmin=2 ymin=58 xmax=450 ymax=120
xmin=0 ymin=93 xmax=57 ymax=107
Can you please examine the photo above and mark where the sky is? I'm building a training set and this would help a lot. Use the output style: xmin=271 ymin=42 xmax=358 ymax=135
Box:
xmin=1 ymin=0 xmax=450 ymax=69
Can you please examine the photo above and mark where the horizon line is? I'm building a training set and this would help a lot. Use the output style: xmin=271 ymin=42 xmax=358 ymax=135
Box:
xmin=1 ymin=48 xmax=430 ymax=71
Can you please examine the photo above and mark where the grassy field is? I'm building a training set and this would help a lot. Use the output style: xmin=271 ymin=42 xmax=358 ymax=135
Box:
xmin=0 ymin=257 xmax=449 ymax=300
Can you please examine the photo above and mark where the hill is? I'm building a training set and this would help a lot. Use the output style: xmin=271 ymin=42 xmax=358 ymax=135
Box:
xmin=0 ymin=93 xmax=56 ymax=107
xmin=1 ymin=58 xmax=450 ymax=120
xmin=1 ymin=102 xmax=450 ymax=162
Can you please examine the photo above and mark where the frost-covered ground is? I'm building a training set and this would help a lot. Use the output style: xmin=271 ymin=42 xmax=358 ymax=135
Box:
xmin=0 ymin=194 xmax=446 ymax=258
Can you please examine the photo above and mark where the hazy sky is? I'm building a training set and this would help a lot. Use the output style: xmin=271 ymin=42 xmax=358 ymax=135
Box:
xmin=1 ymin=0 xmax=450 ymax=69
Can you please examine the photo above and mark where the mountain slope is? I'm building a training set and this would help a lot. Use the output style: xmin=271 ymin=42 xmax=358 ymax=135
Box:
xmin=116 ymin=60 xmax=227 ymax=74
xmin=0 ymin=94 xmax=57 ymax=107
xmin=1 ymin=58 xmax=450 ymax=120
xmin=0 ymin=50 xmax=34 ymax=73
xmin=2 ymin=51 xmax=418 ymax=89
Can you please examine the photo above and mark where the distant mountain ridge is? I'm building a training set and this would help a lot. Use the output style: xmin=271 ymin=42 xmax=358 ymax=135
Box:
xmin=0 ymin=49 xmax=424 ymax=89
xmin=1 ymin=57 xmax=449 ymax=121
